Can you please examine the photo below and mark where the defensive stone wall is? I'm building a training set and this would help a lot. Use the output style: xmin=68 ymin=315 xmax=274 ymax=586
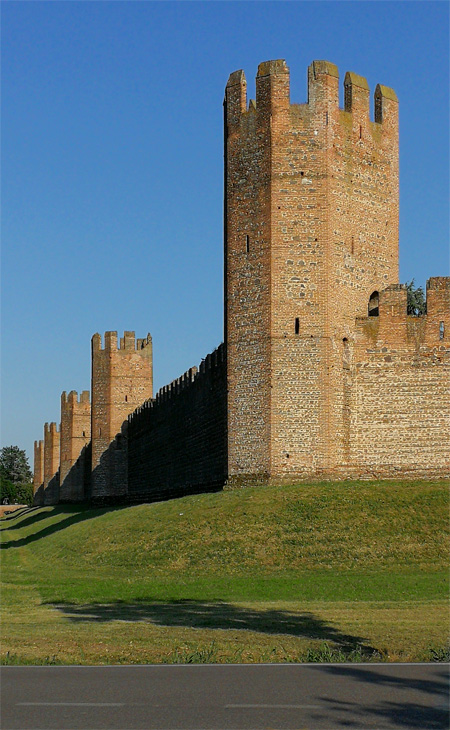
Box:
xmin=31 ymin=58 xmax=449 ymax=506
xmin=346 ymin=278 xmax=450 ymax=476
xmin=127 ymin=344 xmax=227 ymax=503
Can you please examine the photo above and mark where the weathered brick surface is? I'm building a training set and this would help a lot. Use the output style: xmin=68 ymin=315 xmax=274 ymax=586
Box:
xmin=225 ymin=59 xmax=402 ymax=482
xmin=59 ymin=390 xmax=91 ymax=502
xmin=127 ymin=345 xmax=227 ymax=502
xmin=91 ymin=332 xmax=153 ymax=500
xmin=346 ymin=278 xmax=450 ymax=477
xmin=42 ymin=422 xmax=60 ymax=505
xmin=33 ymin=440 xmax=44 ymax=506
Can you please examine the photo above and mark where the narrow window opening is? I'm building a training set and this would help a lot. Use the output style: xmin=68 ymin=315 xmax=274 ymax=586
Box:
xmin=343 ymin=337 xmax=350 ymax=369
xmin=300 ymin=171 xmax=304 ymax=176
xmin=125 ymin=395 xmax=128 ymax=402
xmin=359 ymin=124 xmax=362 ymax=139
xmin=368 ymin=291 xmax=379 ymax=317
xmin=82 ymin=431 xmax=86 ymax=438
xmin=325 ymin=111 xmax=329 ymax=126
xmin=295 ymin=317 xmax=300 ymax=335
xmin=440 ymin=321 xmax=445 ymax=340
xmin=351 ymin=236 xmax=354 ymax=255
xmin=246 ymin=235 xmax=250 ymax=254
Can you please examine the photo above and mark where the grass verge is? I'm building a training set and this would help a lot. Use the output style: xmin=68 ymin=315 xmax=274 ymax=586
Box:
xmin=1 ymin=480 xmax=448 ymax=664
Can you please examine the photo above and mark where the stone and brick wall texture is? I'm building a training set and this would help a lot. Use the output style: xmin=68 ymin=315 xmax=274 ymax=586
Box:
xmin=33 ymin=440 xmax=44 ymax=505
xmin=346 ymin=278 xmax=450 ymax=477
xmin=42 ymin=422 xmax=60 ymax=505
xmin=225 ymin=59 xmax=401 ymax=482
xmin=127 ymin=344 xmax=227 ymax=502
xmin=59 ymin=390 xmax=91 ymax=502
xmin=90 ymin=332 xmax=153 ymax=501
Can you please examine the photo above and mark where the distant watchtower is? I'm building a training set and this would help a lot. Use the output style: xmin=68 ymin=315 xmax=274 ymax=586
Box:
xmin=224 ymin=59 xmax=399 ymax=481
xmin=59 ymin=390 xmax=91 ymax=502
xmin=91 ymin=331 xmax=153 ymax=500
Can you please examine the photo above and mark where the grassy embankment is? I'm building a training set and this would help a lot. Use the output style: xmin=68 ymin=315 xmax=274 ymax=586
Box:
xmin=1 ymin=480 xmax=448 ymax=664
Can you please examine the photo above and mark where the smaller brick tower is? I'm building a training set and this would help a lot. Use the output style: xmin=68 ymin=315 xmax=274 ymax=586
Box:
xmin=33 ymin=440 xmax=44 ymax=505
xmin=43 ymin=422 xmax=60 ymax=505
xmin=91 ymin=331 xmax=153 ymax=501
xmin=59 ymin=390 xmax=91 ymax=502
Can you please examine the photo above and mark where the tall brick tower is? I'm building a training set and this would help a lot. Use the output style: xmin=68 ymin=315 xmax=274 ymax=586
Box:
xmin=91 ymin=331 xmax=153 ymax=500
xmin=59 ymin=390 xmax=91 ymax=502
xmin=224 ymin=59 xmax=399 ymax=481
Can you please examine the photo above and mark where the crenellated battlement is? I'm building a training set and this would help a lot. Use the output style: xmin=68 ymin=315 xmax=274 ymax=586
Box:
xmin=128 ymin=344 xmax=225 ymax=429
xmin=354 ymin=278 xmax=450 ymax=348
xmin=61 ymin=390 xmax=90 ymax=406
xmin=92 ymin=331 xmax=152 ymax=355
xmin=225 ymin=58 xmax=398 ymax=132
xmin=44 ymin=421 xmax=60 ymax=435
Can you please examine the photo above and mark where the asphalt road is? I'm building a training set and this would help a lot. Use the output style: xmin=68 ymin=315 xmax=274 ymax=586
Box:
xmin=1 ymin=663 xmax=448 ymax=729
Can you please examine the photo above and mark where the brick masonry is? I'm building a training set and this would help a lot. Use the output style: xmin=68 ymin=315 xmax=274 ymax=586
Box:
xmin=90 ymin=332 xmax=153 ymax=501
xmin=33 ymin=59 xmax=449 ymax=506
xmin=33 ymin=439 xmax=44 ymax=504
xmin=59 ymin=390 xmax=91 ymax=502
xmin=42 ymin=422 xmax=60 ymax=505
xmin=127 ymin=345 xmax=227 ymax=503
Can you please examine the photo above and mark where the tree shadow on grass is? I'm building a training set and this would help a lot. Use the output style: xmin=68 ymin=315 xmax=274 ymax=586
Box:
xmin=52 ymin=599 xmax=376 ymax=652
xmin=0 ymin=505 xmax=128 ymax=548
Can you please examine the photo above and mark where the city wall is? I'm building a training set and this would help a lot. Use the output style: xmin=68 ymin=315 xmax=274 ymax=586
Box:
xmin=346 ymin=278 xmax=450 ymax=477
xmin=127 ymin=344 xmax=227 ymax=503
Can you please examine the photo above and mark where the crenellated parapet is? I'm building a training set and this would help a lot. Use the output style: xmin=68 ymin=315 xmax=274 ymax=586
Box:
xmin=354 ymin=278 xmax=450 ymax=354
xmin=128 ymin=344 xmax=225 ymax=432
xmin=92 ymin=331 xmax=152 ymax=356
xmin=225 ymin=58 xmax=397 ymax=138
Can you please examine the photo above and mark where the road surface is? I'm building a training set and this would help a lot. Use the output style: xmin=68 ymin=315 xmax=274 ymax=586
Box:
xmin=1 ymin=663 xmax=448 ymax=729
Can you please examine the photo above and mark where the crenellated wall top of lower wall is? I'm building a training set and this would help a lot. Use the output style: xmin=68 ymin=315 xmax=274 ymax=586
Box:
xmin=354 ymin=277 xmax=450 ymax=350
xmin=128 ymin=343 xmax=225 ymax=428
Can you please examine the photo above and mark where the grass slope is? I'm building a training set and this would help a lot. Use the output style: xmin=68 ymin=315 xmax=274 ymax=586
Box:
xmin=1 ymin=480 xmax=448 ymax=664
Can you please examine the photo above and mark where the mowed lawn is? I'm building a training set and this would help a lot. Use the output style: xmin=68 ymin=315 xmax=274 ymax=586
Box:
xmin=1 ymin=480 xmax=448 ymax=664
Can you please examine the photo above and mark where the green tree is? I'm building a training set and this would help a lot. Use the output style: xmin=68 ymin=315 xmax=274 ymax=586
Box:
xmin=0 ymin=446 xmax=33 ymax=504
xmin=0 ymin=445 xmax=32 ymax=484
xmin=406 ymin=280 xmax=427 ymax=317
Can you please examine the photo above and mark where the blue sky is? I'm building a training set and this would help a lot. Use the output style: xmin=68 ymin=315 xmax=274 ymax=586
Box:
xmin=2 ymin=1 xmax=449 ymax=464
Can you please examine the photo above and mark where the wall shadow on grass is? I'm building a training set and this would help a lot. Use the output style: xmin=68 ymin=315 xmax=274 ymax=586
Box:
xmin=52 ymin=599 xmax=375 ymax=652
xmin=0 ymin=505 xmax=128 ymax=548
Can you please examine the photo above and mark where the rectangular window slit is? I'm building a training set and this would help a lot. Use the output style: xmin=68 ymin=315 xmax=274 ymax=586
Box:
xmin=295 ymin=317 xmax=300 ymax=335
xmin=440 ymin=321 xmax=445 ymax=340
xmin=246 ymin=235 xmax=250 ymax=254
